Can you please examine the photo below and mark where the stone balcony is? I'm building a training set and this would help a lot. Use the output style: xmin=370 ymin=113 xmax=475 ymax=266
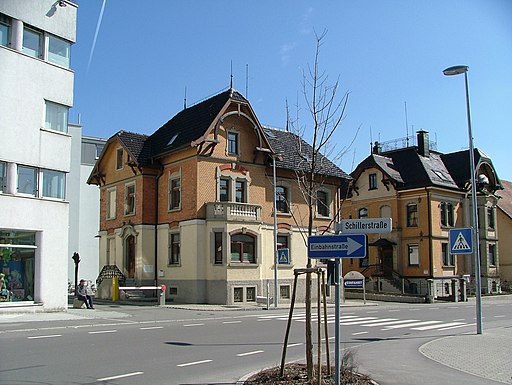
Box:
xmin=206 ymin=202 xmax=262 ymax=222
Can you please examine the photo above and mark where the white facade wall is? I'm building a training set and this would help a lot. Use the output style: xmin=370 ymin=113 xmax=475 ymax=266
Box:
xmin=0 ymin=0 xmax=77 ymax=311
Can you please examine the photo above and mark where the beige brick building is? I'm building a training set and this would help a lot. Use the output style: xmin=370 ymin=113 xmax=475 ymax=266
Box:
xmin=88 ymin=89 xmax=349 ymax=305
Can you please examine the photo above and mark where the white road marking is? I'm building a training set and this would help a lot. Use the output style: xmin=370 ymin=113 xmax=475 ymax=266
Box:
xmin=88 ymin=330 xmax=117 ymax=334
xmin=97 ymin=371 xmax=144 ymax=381
xmin=363 ymin=319 xmax=419 ymax=327
xmin=352 ymin=331 xmax=368 ymax=336
xmin=412 ymin=322 xmax=464 ymax=330
xmin=388 ymin=310 xmax=401 ymax=312
xmin=28 ymin=334 xmax=62 ymax=339
xmin=183 ymin=323 xmax=205 ymax=327
xmin=453 ymin=318 xmax=466 ymax=322
xmin=339 ymin=317 xmax=378 ymax=324
xmin=223 ymin=321 xmax=242 ymax=324
xmin=439 ymin=323 xmax=475 ymax=331
xmin=341 ymin=318 xmax=397 ymax=325
xmin=237 ymin=350 xmax=264 ymax=357
xmin=494 ymin=315 xmax=506 ymax=318
xmin=177 ymin=360 xmax=212 ymax=367
xmin=383 ymin=321 xmax=442 ymax=329
xmin=287 ymin=343 xmax=303 ymax=347
xmin=139 ymin=326 xmax=163 ymax=330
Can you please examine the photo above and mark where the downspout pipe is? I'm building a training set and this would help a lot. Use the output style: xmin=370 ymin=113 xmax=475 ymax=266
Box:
xmin=426 ymin=187 xmax=433 ymax=278
xmin=154 ymin=165 xmax=164 ymax=293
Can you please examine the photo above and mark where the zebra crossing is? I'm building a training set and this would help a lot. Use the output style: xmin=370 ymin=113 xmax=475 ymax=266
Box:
xmin=257 ymin=312 xmax=474 ymax=332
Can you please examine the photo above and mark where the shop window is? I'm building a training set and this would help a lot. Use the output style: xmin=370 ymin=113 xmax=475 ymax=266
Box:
xmin=124 ymin=183 xmax=135 ymax=215
xmin=231 ymin=233 xmax=256 ymax=263
xmin=0 ymin=230 xmax=36 ymax=301
xmin=42 ymin=169 xmax=65 ymax=199
xmin=168 ymin=233 xmax=180 ymax=265
xmin=407 ymin=203 xmax=418 ymax=227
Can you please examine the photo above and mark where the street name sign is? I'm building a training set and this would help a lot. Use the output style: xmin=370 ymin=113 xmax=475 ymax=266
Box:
xmin=308 ymin=234 xmax=366 ymax=259
xmin=449 ymin=228 xmax=473 ymax=255
xmin=336 ymin=218 xmax=392 ymax=234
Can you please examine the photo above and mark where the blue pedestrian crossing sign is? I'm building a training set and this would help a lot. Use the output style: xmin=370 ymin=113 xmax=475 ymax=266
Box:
xmin=278 ymin=248 xmax=289 ymax=264
xmin=449 ymin=228 xmax=473 ymax=255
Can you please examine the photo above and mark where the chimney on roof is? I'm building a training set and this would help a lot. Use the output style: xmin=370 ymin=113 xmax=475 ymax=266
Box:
xmin=372 ymin=141 xmax=382 ymax=155
xmin=417 ymin=130 xmax=430 ymax=157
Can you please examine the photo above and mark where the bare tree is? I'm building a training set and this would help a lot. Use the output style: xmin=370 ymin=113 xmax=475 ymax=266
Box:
xmin=287 ymin=29 xmax=354 ymax=380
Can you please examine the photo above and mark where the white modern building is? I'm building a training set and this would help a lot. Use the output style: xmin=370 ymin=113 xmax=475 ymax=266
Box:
xmin=68 ymin=127 xmax=105 ymax=285
xmin=0 ymin=0 xmax=77 ymax=311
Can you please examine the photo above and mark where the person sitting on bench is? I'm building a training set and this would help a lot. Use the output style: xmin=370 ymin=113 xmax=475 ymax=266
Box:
xmin=77 ymin=279 xmax=94 ymax=309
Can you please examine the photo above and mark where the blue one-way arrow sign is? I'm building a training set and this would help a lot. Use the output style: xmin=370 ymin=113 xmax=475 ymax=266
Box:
xmin=308 ymin=234 xmax=367 ymax=259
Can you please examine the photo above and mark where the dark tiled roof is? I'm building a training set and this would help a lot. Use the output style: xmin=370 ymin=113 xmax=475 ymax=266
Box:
xmin=497 ymin=180 xmax=512 ymax=219
xmin=355 ymin=154 xmax=404 ymax=184
xmin=264 ymin=127 xmax=350 ymax=179
xmin=116 ymin=131 xmax=151 ymax=165
xmin=148 ymin=89 xmax=247 ymax=157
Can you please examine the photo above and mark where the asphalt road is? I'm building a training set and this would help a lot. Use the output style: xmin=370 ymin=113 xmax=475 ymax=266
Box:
xmin=0 ymin=297 xmax=510 ymax=385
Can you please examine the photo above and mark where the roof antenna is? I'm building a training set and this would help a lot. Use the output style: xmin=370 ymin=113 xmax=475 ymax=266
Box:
xmin=230 ymin=60 xmax=233 ymax=90
xmin=184 ymin=86 xmax=187 ymax=109
xmin=369 ymin=125 xmax=373 ymax=153
xmin=404 ymin=101 xmax=409 ymax=146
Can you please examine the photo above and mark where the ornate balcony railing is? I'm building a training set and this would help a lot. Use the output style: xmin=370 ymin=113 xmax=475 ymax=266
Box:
xmin=206 ymin=202 xmax=262 ymax=222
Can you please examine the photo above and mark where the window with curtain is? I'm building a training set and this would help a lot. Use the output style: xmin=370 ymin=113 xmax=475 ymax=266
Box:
xmin=408 ymin=244 xmax=419 ymax=266
xmin=276 ymin=185 xmax=289 ymax=213
xmin=407 ymin=203 xmax=418 ymax=227
xmin=235 ymin=180 xmax=246 ymax=203
xmin=214 ymin=232 xmax=223 ymax=264
xmin=107 ymin=188 xmax=116 ymax=219
xmin=316 ymin=190 xmax=329 ymax=217
xmin=231 ymin=233 xmax=256 ymax=263
xmin=42 ymin=169 xmax=65 ymax=199
xmin=45 ymin=101 xmax=69 ymax=133
xmin=124 ymin=183 xmax=135 ymax=215
xmin=168 ymin=233 xmax=180 ymax=265
xmin=169 ymin=176 xmax=181 ymax=210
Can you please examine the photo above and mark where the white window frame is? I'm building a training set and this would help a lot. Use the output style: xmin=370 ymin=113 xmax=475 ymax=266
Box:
xmin=47 ymin=34 xmax=70 ymax=68
xmin=0 ymin=13 xmax=11 ymax=47
xmin=22 ymin=26 xmax=42 ymax=58
xmin=0 ymin=161 xmax=6 ymax=193
xmin=408 ymin=244 xmax=419 ymax=266
xmin=17 ymin=165 xmax=37 ymax=196
xmin=406 ymin=203 xmax=418 ymax=227
xmin=227 ymin=130 xmax=240 ymax=155
xmin=235 ymin=179 xmax=247 ymax=203
xmin=276 ymin=184 xmax=291 ymax=214
xmin=41 ymin=169 xmax=65 ymax=199
xmin=106 ymin=187 xmax=117 ymax=220
xmin=369 ymin=173 xmax=377 ymax=190
xmin=124 ymin=182 xmax=136 ymax=216
xmin=44 ymin=100 xmax=69 ymax=133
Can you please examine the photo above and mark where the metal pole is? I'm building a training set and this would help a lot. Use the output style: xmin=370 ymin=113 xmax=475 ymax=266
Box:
xmin=273 ymin=156 xmax=279 ymax=307
xmin=464 ymin=71 xmax=483 ymax=334
xmin=334 ymin=259 xmax=341 ymax=385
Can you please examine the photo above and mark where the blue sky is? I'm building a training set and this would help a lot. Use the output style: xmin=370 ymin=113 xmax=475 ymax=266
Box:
xmin=72 ymin=0 xmax=512 ymax=181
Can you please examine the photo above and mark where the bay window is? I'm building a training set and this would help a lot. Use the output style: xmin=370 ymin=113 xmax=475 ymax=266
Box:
xmin=231 ymin=233 xmax=256 ymax=263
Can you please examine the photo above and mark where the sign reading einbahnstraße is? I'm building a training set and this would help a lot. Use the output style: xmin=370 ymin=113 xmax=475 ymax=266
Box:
xmin=336 ymin=218 xmax=392 ymax=234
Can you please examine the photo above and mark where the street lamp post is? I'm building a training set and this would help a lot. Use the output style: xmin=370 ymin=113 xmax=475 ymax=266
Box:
xmin=443 ymin=65 xmax=483 ymax=335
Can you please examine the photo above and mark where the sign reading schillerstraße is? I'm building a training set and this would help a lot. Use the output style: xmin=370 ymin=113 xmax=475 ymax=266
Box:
xmin=336 ymin=218 xmax=392 ymax=234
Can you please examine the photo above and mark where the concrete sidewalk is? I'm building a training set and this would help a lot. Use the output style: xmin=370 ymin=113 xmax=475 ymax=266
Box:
xmin=419 ymin=326 xmax=512 ymax=384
